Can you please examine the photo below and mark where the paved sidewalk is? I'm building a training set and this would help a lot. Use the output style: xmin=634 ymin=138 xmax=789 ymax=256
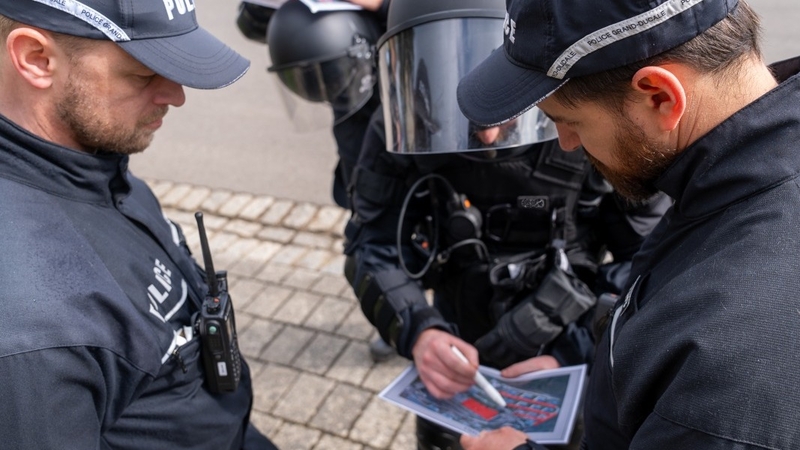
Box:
xmin=145 ymin=179 xmax=417 ymax=450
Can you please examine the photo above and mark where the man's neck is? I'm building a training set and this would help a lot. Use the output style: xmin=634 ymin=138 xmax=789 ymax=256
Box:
xmin=676 ymin=57 xmax=779 ymax=150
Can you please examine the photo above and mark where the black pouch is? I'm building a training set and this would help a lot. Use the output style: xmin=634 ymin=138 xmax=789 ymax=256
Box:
xmin=533 ymin=264 xmax=597 ymax=326
xmin=487 ymin=250 xmax=547 ymax=322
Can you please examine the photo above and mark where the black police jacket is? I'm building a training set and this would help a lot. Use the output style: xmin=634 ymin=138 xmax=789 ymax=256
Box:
xmin=332 ymin=92 xmax=381 ymax=208
xmin=584 ymin=59 xmax=800 ymax=448
xmin=0 ymin=115 xmax=258 ymax=449
xmin=344 ymin=109 xmax=669 ymax=363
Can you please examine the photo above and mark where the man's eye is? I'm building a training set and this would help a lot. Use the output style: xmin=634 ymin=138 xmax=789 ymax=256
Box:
xmin=135 ymin=74 xmax=156 ymax=84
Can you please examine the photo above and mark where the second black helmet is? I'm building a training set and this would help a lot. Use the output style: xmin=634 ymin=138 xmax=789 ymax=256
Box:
xmin=267 ymin=0 xmax=382 ymax=120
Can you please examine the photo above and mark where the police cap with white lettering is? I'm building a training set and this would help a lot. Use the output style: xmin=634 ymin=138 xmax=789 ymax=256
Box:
xmin=0 ymin=0 xmax=250 ymax=89
xmin=457 ymin=0 xmax=738 ymax=126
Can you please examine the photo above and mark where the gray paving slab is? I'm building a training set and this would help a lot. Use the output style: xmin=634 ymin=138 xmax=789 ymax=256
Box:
xmin=272 ymin=373 xmax=336 ymax=423
xmin=258 ymin=226 xmax=298 ymax=244
xmin=254 ymin=263 xmax=294 ymax=284
xmin=260 ymin=200 xmax=294 ymax=226
xmin=177 ymin=186 xmax=211 ymax=211
xmin=219 ymin=192 xmax=255 ymax=217
xmin=309 ymin=274 xmax=351 ymax=297
xmin=283 ymin=203 xmax=318 ymax=229
xmin=240 ymin=196 xmax=276 ymax=221
xmin=271 ymin=422 xmax=322 ymax=450
xmin=282 ymin=268 xmax=323 ymax=291
xmin=310 ymin=383 xmax=373 ymax=437
xmin=292 ymin=231 xmax=335 ymax=250
xmin=303 ymin=297 xmax=354 ymax=333
xmin=238 ymin=319 xmax=282 ymax=360
xmin=349 ymin=397 xmax=409 ymax=448
xmin=272 ymin=291 xmax=324 ymax=326
xmin=252 ymin=363 xmax=301 ymax=413
xmin=295 ymin=249 xmax=338 ymax=271
xmin=293 ymin=333 xmax=349 ymax=375
xmin=241 ymin=284 xmax=294 ymax=319
xmin=223 ymin=218 xmax=263 ymax=238
xmin=261 ymin=325 xmax=316 ymax=365
xmin=227 ymin=277 xmax=267 ymax=309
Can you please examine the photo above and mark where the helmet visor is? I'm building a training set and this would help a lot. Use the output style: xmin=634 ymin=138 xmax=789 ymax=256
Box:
xmin=378 ymin=17 xmax=557 ymax=154
xmin=269 ymin=39 xmax=376 ymax=124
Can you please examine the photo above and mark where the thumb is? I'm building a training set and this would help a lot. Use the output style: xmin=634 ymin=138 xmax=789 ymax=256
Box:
xmin=501 ymin=355 xmax=559 ymax=378
xmin=460 ymin=433 xmax=476 ymax=447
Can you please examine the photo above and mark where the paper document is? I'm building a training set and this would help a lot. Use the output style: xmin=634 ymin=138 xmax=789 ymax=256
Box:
xmin=298 ymin=0 xmax=362 ymax=13
xmin=379 ymin=364 xmax=587 ymax=445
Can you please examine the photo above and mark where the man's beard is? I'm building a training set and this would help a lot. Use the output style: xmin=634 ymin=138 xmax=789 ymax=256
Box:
xmin=587 ymin=114 xmax=679 ymax=201
xmin=56 ymin=77 xmax=166 ymax=155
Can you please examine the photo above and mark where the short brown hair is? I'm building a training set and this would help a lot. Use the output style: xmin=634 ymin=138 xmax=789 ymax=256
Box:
xmin=552 ymin=0 xmax=763 ymax=112
xmin=0 ymin=14 xmax=17 ymax=41
xmin=0 ymin=13 xmax=96 ymax=60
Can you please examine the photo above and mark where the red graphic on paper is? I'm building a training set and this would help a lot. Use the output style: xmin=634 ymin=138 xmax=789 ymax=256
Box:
xmin=502 ymin=391 xmax=559 ymax=426
xmin=462 ymin=398 xmax=499 ymax=420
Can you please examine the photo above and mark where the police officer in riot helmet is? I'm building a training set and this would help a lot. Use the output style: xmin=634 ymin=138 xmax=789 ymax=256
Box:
xmin=236 ymin=1 xmax=275 ymax=44
xmin=342 ymin=0 xmax=671 ymax=448
xmin=236 ymin=0 xmax=388 ymax=208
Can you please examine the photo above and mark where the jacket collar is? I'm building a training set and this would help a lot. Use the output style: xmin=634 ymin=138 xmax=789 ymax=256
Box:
xmin=655 ymin=66 xmax=800 ymax=219
xmin=0 ymin=114 xmax=129 ymax=205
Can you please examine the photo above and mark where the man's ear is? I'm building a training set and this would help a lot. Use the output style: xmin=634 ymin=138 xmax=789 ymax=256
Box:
xmin=629 ymin=66 xmax=686 ymax=132
xmin=5 ymin=27 xmax=60 ymax=90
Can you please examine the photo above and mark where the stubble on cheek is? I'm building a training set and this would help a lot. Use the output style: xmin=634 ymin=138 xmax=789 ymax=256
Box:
xmin=584 ymin=118 xmax=678 ymax=201
xmin=56 ymin=80 xmax=166 ymax=155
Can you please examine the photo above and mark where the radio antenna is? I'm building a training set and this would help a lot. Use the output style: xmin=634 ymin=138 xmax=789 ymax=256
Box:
xmin=195 ymin=212 xmax=218 ymax=297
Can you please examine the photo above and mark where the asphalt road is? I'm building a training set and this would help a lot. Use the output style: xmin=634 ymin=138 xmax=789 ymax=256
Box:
xmin=130 ymin=0 xmax=800 ymax=206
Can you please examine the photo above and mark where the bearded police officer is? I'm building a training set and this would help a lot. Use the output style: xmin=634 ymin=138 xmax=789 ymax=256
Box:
xmin=0 ymin=0 xmax=276 ymax=448
xmin=456 ymin=0 xmax=800 ymax=448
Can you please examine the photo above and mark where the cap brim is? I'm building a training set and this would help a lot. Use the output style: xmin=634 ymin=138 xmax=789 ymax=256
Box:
xmin=119 ymin=27 xmax=250 ymax=90
xmin=457 ymin=46 xmax=563 ymax=127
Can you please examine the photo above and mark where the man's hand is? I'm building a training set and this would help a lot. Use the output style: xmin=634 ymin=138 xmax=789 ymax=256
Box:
xmin=461 ymin=427 xmax=529 ymax=449
xmin=501 ymin=355 xmax=560 ymax=378
xmin=412 ymin=329 xmax=477 ymax=398
xmin=345 ymin=0 xmax=384 ymax=11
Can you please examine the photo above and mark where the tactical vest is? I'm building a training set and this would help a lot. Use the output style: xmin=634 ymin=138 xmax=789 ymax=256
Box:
xmin=411 ymin=142 xmax=605 ymax=344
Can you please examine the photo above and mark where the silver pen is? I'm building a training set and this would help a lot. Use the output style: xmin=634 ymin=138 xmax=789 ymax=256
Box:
xmin=450 ymin=345 xmax=507 ymax=408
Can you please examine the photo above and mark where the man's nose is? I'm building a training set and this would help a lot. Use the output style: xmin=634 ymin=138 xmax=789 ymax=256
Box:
xmin=555 ymin=124 xmax=581 ymax=152
xmin=475 ymin=127 xmax=500 ymax=145
xmin=152 ymin=76 xmax=187 ymax=107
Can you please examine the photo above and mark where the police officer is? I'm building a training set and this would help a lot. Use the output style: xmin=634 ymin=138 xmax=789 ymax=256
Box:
xmin=0 ymin=0 xmax=276 ymax=448
xmin=342 ymin=0 xmax=670 ymax=448
xmin=456 ymin=0 xmax=800 ymax=448
xmin=237 ymin=0 xmax=388 ymax=209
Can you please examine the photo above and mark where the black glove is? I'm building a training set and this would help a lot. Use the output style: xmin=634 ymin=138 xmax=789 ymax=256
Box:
xmin=476 ymin=266 xmax=596 ymax=368
xmin=533 ymin=264 xmax=596 ymax=326
xmin=474 ymin=298 xmax=563 ymax=368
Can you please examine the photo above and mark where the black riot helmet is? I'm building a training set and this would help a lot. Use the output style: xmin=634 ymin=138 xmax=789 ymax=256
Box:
xmin=236 ymin=1 xmax=276 ymax=44
xmin=267 ymin=0 xmax=381 ymax=124
xmin=378 ymin=0 xmax=557 ymax=155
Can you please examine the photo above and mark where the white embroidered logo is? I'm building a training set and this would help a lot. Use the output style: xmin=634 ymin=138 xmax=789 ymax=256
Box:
xmin=162 ymin=0 xmax=196 ymax=21
xmin=547 ymin=0 xmax=707 ymax=79
xmin=31 ymin=0 xmax=129 ymax=41
xmin=147 ymin=258 xmax=188 ymax=323
xmin=504 ymin=12 xmax=517 ymax=44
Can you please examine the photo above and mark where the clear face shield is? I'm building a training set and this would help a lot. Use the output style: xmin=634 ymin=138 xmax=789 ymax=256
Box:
xmin=268 ymin=35 xmax=377 ymax=129
xmin=378 ymin=18 xmax=557 ymax=155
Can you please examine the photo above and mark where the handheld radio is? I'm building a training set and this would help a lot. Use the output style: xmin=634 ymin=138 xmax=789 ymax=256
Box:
xmin=194 ymin=212 xmax=241 ymax=394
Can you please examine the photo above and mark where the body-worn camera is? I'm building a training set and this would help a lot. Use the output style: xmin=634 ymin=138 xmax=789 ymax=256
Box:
xmin=195 ymin=212 xmax=241 ymax=394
